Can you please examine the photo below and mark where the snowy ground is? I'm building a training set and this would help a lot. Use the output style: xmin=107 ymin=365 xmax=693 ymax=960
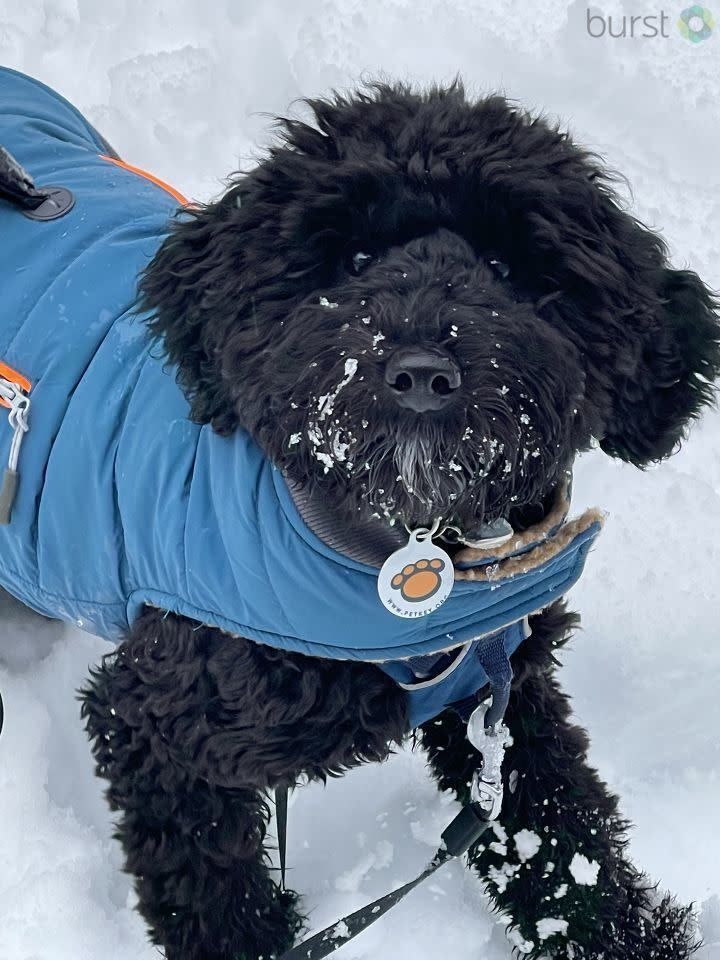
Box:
xmin=1 ymin=2 xmax=719 ymax=958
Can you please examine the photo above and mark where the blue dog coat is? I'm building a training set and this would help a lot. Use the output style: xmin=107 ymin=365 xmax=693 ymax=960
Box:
xmin=0 ymin=67 xmax=604 ymax=728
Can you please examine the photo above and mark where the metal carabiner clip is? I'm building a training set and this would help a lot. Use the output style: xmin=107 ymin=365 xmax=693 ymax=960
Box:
xmin=466 ymin=701 xmax=513 ymax=821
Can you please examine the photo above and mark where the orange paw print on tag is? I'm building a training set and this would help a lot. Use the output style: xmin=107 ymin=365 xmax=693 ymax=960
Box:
xmin=391 ymin=558 xmax=445 ymax=602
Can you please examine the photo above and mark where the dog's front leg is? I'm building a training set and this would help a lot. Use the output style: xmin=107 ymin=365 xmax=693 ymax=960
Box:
xmin=419 ymin=604 xmax=697 ymax=959
xmin=79 ymin=607 xmax=407 ymax=960
xmin=79 ymin=609 xmax=305 ymax=960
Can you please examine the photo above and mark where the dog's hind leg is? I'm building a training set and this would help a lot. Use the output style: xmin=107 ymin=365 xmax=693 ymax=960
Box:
xmin=419 ymin=602 xmax=698 ymax=960
xmin=79 ymin=607 xmax=407 ymax=960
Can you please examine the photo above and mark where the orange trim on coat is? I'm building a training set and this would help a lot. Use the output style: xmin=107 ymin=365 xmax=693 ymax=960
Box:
xmin=100 ymin=155 xmax=190 ymax=207
xmin=0 ymin=361 xmax=32 ymax=409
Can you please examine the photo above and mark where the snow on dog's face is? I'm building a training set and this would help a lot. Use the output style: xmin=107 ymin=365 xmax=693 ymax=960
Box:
xmin=262 ymin=227 xmax=586 ymax=529
xmin=139 ymin=81 xmax=719 ymax=530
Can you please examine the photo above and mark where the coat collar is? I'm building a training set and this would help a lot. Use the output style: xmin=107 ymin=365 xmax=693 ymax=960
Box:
xmin=286 ymin=471 xmax=604 ymax=583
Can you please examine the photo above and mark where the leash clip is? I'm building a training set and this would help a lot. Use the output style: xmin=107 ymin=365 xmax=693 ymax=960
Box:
xmin=466 ymin=701 xmax=513 ymax=821
xmin=470 ymin=773 xmax=504 ymax=820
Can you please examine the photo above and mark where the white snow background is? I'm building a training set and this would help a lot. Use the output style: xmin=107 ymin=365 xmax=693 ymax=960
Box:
xmin=1 ymin=1 xmax=719 ymax=957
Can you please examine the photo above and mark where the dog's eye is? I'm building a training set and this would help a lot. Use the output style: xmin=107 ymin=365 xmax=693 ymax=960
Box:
xmin=489 ymin=258 xmax=510 ymax=279
xmin=351 ymin=251 xmax=374 ymax=274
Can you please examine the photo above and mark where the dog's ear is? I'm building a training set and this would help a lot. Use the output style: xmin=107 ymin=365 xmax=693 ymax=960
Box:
xmin=450 ymin=95 xmax=720 ymax=467
xmin=137 ymin=150 xmax=340 ymax=436
xmin=137 ymin=192 xmax=251 ymax=434
xmin=598 ymin=264 xmax=720 ymax=464
xmin=519 ymin=146 xmax=720 ymax=466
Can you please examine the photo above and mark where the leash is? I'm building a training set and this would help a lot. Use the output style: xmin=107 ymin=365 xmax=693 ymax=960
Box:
xmin=278 ymin=803 xmax=493 ymax=960
xmin=276 ymin=701 xmax=511 ymax=959
xmin=276 ymin=782 xmax=289 ymax=891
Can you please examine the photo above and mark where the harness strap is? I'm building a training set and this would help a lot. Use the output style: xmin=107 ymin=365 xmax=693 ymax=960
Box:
xmin=475 ymin=634 xmax=513 ymax=730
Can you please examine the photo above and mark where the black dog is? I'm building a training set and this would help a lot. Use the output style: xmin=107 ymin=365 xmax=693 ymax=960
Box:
xmin=78 ymin=80 xmax=720 ymax=959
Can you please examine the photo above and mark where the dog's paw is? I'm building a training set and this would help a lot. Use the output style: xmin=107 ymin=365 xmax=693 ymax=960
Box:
xmin=391 ymin=558 xmax=445 ymax=602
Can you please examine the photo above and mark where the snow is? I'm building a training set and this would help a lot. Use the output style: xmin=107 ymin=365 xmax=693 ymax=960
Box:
xmin=334 ymin=841 xmax=394 ymax=893
xmin=308 ymin=357 xmax=359 ymax=470
xmin=514 ymin=830 xmax=542 ymax=864
xmin=569 ymin=852 xmax=600 ymax=887
xmin=507 ymin=925 xmax=535 ymax=953
xmin=332 ymin=919 xmax=351 ymax=940
xmin=536 ymin=917 xmax=569 ymax=941
xmin=1 ymin=2 xmax=719 ymax=959
xmin=487 ymin=860 xmax=522 ymax=895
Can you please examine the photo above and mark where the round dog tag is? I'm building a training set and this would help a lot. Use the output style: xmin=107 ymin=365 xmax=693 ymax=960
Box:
xmin=378 ymin=529 xmax=454 ymax=618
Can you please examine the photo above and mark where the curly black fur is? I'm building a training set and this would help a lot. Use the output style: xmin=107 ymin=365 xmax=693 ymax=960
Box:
xmin=78 ymin=78 xmax=720 ymax=959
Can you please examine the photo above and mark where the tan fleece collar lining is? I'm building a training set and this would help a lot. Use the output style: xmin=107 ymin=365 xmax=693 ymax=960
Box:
xmin=453 ymin=479 xmax=605 ymax=582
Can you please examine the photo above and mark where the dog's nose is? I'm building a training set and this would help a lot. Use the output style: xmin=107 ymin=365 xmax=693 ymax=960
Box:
xmin=384 ymin=347 xmax=462 ymax=412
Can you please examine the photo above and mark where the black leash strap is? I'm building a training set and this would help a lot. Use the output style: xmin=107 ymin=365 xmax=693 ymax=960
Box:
xmin=275 ymin=784 xmax=289 ymax=891
xmin=277 ymin=802 xmax=493 ymax=960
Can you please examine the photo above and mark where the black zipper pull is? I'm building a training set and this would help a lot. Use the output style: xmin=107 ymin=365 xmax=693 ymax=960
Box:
xmin=0 ymin=469 xmax=19 ymax=525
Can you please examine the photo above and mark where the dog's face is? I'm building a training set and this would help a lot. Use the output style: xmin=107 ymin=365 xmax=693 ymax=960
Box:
xmin=140 ymin=82 xmax=719 ymax=531
xmin=238 ymin=225 xmax=589 ymax=531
